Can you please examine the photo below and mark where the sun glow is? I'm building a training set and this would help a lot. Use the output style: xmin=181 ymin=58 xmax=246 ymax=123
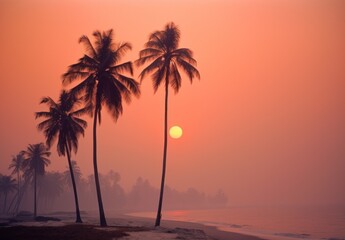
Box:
xmin=169 ymin=126 xmax=183 ymax=139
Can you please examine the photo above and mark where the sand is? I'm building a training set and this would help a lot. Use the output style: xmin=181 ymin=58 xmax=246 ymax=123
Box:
xmin=0 ymin=213 xmax=266 ymax=240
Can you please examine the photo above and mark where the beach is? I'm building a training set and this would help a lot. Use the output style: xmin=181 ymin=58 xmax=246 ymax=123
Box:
xmin=0 ymin=212 xmax=265 ymax=240
xmin=2 ymin=206 xmax=344 ymax=240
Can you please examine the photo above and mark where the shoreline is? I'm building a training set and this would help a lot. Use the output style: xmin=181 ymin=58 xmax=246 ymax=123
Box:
xmin=0 ymin=213 xmax=267 ymax=240
xmin=163 ymin=219 xmax=266 ymax=240
xmin=121 ymin=214 xmax=267 ymax=240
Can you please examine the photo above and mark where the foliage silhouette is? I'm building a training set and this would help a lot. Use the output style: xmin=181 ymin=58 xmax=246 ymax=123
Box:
xmin=21 ymin=143 xmax=51 ymax=218
xmin=36 ymin=90 xmax=87 ymax=223
xmin=0 ymin=175 xmax=16 ymax=213
xmin=63 ymin=29 xmax=140 ymax=226
xmin=37 ymin=172 xmax=64 ymax=211
xmin=136 ymin=22 xmax=200 ymax=226
xmin=8 ymin=152 xmax=24 ymax=214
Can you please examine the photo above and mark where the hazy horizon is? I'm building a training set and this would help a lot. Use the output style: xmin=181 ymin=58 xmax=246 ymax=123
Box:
xmin=1 ymin=0 xmax=345 ymax=207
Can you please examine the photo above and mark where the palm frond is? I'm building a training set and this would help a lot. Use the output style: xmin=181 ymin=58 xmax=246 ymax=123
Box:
xmin=92 ymin=30 xmax=103 ymax=53
xmin=69 ymin=74 xmax=95 ymax=98
xmin=116 ymin=74 xmax=140 ymax=98
xmin=79 ymin=35 xmax=97 ymax=58
xmin=152 ymin=67 xmax=167 ymax=93
xmin=101 ymin=80 xmax=123 ymax=121
xmin=73 ymin=117 xmax=88 ymax=129
xmin=164 ymin=22 xmax=180 ymax=50
xmin=176 ymin=58 xmax=201 ymax=82
xmin=62 ymin=71 xmax=91 ymax=85
xmin=139 ymin=48 xmax=162 ymax=58
xmin=170 ymin=62 xmax=182 ymax=93
xmin=35 ymin=111 xmax=52 ymax=119
xmin=36 ymin=118 xmax=53 ymax=131
xmin=114 ymin=42 xmax=132 ymax=60
xmin=70 ymin=106 xmax=91 ymax=117
xmin=146 ymin=31 xmax=166 ymax=51
xmin=109 ymin=61 xmax=133 ymax=75
xmin=138 ymin=57 xmax=164 ymax=82
xmin=172 ymin=48 xmax=197 ymax=65
xmin=39 ymin=96 xmax=58 ymax=107
xmin=135 ymin=52 xmax=163 ymax=67
xmin=45 ymin=123 xmax=60 ymax=148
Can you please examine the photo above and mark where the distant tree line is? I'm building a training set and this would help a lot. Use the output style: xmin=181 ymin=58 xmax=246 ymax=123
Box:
xmin=0 ymin=163 xmax=228 ymax=214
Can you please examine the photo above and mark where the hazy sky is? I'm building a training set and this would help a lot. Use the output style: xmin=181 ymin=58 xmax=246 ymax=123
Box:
xmin=1 ymin=0 xmax=344 ymax=206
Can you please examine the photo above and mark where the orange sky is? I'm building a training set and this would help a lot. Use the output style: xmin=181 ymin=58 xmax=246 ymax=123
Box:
xmin=1 ymin=0 xmax=345 ymax=206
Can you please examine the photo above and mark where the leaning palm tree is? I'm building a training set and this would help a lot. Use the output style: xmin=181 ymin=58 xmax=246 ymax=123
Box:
xmin=22 ymin=143 xmax=51 ymax=218
xmin=35 ymin=90 xmax=87 ymax=223
xmin=63 ymin=29 xmax=140 ymax=226
xmin=136 ymin=22 xmax=200 ymax=226
xmin=9 ymin=152 xmax=24 ymax=214
xmin=0 ymin=175 xmax=16 ymax=213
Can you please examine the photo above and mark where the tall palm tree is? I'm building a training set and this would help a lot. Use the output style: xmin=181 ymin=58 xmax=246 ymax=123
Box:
xmin=22 ymin=143 xmax=51 ymax=218
xmin=136 ymin=22 xmax=200 ymax=226
xmin=0 ymin=175 xmax=16 ymax=213
xmin=9 ymin=152 xmax=24 ymax=214
xmin=35 ymin=90 xmax=87 ymax=223
xmin=63 ymin=29 xmax=140 ymax=226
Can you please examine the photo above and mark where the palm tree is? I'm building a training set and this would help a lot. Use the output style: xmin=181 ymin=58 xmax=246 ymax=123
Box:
xmin=35 ymin=90 xmax=87 ymax=223
xmin=63 ymin=29 xmax=140 ymax=226
xmin=0 ymin=175 xmax=16 ymax=213
xmin=37 ymin=172 xmax=64 ymax=212
xmin=136 ymin=22 xmax=200 ymax=226
xmin=9 ymin=152 xmax=24 ymax=214
xmin=22 ymin=143 xmax=51 ymax=218
xmin=63 ymin=160 xmax=82 ymax=186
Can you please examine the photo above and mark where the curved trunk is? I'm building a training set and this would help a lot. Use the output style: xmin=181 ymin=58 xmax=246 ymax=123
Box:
xmin=66 ymin=143 xmax=82 ymax=223
xmin=155 ymin=81 xmax=169 ymax=227
xmin=93 ymin=107 xmax=107 ymax=227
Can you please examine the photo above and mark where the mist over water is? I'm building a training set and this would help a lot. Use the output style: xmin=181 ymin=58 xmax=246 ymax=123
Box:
xmin=128 ymin=206 xmax=345 ymax=240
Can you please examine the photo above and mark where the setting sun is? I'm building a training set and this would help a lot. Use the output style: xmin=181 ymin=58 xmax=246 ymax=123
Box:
xmin=169 ymin=126 xmax=183 ymax=139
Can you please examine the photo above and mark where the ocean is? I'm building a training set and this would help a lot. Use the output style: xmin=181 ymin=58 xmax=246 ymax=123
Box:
xmin=127 ymin=206 xmax=345 ymax=240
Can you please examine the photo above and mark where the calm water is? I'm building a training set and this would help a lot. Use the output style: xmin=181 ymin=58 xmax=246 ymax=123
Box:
xmin=128 ymin=206 xmax=345 ymax=240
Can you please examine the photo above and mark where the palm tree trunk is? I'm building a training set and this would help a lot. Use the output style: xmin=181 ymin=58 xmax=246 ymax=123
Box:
xmin=66 ymin=143 xmax=83 ymax=223
xmin=155 ymin=81 xmax=169 ymax=227
xmin=93 ymin=107 xmax=107 ymax=227
xmin=34 ymin=169 xmax=37 ymax=218
xmin=17 ymin=171 xmax=20 ymax=215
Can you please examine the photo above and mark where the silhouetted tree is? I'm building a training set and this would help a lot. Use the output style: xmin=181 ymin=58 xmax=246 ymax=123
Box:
xmin=127 ymin=177 xmax=158 ymax=211
xmin=36 ymin=91 xmax=87 ymax=223
xmin=8 ymin=152 xmax=24 ymax=214
xmin=63 ymin=29 xmax=140 ymax=226
xmin=22 ymin=143 xmax=51 ymax=218
xmin=63 ymin=160 xmax=82 ymax=186
xmin=208 ymin=189 xmax=228 ymax=207
xmin=37 ymin=172 xmax=64 ymax=211
xmin=0 ymin=175 xmax=16 ymax=213
xmin=136 ymin=22 xmax=200 ymax=226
